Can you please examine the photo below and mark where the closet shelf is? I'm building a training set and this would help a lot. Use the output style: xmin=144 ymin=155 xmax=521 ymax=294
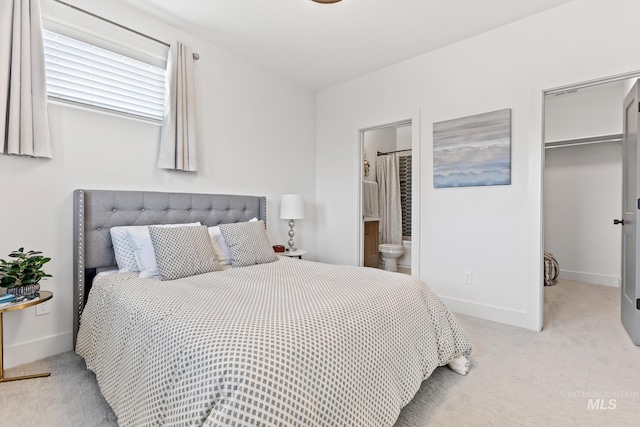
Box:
xmin=544 ymin=133 xmax=623 ymax=149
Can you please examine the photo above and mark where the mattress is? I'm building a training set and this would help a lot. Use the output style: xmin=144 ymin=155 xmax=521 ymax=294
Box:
xmin=76 ymin=257 xmax=471 ymax=426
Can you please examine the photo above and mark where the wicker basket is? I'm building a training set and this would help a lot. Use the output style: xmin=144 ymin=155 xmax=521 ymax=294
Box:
xmin=544 ymin=252 xmax=559 ymax=286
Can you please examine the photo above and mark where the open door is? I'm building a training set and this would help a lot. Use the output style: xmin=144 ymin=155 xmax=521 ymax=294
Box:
xmin=620 ymin=80 xmax=640 ymax=345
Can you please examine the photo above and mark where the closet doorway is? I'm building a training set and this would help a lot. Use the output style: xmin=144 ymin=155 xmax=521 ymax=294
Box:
xmin=359 ymin=118 xmax=420 ymax=277
xmin=543 ymin=73 xmax=640 ymax=344
xmin=544 ymin=80 xmax=628 ymax=287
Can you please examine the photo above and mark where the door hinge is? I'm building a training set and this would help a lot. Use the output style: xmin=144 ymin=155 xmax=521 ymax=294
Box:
xmin=637 ymin=299 xmax=640 ymax=310
xmin=638 ymin=102 xmax=640 ymax=113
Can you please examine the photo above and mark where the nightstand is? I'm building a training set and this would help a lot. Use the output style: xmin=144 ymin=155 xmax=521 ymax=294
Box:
xmin=281 ymin=250 xmax=306 ymax=259
xmin=0 ymin=291 xmax=53 ymax=382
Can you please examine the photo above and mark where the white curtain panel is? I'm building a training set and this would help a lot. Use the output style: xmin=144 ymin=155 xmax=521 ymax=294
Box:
xmin=0 ymin=0 xmax=52 ymax=158
xmin=377 ymin=154 xmax=403 ymax=245
xmin=158 ymin=41 xmax=198 ymax=172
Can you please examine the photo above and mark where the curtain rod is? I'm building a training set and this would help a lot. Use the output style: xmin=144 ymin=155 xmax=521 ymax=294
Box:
xmin=377 ymin=149 xmax=412 ymax=156
xmin=53 ymin=0 xmax=200 ymax=60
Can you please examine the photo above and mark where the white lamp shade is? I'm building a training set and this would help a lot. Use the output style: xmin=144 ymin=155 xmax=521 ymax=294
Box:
xmin=280 ymin=194 xmax=305 ymax=219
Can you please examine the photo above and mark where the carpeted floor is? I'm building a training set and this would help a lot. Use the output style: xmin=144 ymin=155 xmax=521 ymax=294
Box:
xmin=0 ymin=279 xmax=638 ymax=426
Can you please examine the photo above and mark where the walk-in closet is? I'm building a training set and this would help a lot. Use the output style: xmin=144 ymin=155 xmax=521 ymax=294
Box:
xmin=543 ymin=80 xmax=634 ymax=288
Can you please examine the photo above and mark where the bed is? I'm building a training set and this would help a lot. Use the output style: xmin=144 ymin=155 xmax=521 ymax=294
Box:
xmin=73 ymin=189 xmax=472 ymax=427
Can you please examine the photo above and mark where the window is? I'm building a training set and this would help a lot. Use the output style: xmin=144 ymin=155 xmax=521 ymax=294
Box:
xmin=43 ymin=30 xmax=166 ymax=121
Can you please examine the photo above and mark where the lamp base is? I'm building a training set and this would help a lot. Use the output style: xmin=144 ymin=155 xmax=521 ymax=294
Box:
xmin=288 ymin=219 xmax=297 ymax=252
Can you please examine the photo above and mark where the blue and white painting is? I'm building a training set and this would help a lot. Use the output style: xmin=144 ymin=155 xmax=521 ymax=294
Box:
xmin=433 ymin=109 xmax=511 ymax=188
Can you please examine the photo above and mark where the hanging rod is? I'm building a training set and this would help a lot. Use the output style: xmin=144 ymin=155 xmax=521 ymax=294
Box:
xmin=544 ymin=133 xmax=623 ymax=149
xmin=377 ymin=148 xmax=412 ymax=156
xmin=53 ymin=0 xmax=200 ymax=60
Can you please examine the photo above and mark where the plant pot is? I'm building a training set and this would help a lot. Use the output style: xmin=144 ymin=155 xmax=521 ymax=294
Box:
xmin=6 ymin=283 xmax=40 ymax=298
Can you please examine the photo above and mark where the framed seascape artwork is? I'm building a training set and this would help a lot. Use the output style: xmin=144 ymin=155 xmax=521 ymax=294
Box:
xmin=433 ymin=108 xmax=511 ymax=188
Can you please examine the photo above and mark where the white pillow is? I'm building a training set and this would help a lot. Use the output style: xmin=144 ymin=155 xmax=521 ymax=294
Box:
xmin=208 ymin=218 xmax=259 ymax=266
xmin=208 ymin=226 xmax=231 ymax=265
xmin=124 ymin=222 xmax=201 ymax=278
xmin=111 ymin=227 xmax=140 ymax=272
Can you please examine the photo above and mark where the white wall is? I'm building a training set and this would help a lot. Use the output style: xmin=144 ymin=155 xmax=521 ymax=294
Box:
xmin=545 ymin=84 xmax=624 ymax=142
xmin=363 ymin=127 xmax=396 ymax=183
xmin=0 ymin=0 xmax=316 ymax=368
xmin=396 ymin=125 xmax=412 ymax=151
xmin=544 ymin=84 xmax=624 ymax=287
xmin=545 ymin=144 xmax=622 ymax=286
xmin=316 ymin=0 xmax=640 ymax=331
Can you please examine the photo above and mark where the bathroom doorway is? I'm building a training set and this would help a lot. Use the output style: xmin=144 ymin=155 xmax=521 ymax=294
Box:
xmin=359 ymin=118 xmax=420 ymax=276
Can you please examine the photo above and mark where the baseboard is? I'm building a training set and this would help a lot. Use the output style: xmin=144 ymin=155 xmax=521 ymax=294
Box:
xmin=4 ymin=331 xmax=73 ymax=369
xmin=438 ymin=295 xmax=535 ymax=331
xmin=558 ymin=270 xmax=620 ymax=288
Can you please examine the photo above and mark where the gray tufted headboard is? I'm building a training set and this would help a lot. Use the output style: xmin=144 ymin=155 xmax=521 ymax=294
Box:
xmin=73 ymin=189 xmax=266 ymax=344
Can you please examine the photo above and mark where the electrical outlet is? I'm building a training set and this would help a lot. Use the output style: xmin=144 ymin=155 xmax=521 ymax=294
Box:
xmin=464 ymin=271 xmax=473 ymax=285
xmin=35 ymin=302 xmax=50 ymax=316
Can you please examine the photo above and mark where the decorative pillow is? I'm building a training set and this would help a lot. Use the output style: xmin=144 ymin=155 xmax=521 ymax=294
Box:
xmin=218 ymin=220 xmax=278 ymax=267
xmin=149 ymin=225 xmax=223 ymax=280
xmin=208 ymin=218 xmax=260 ymax=265
xmin=124 ymin=222 xmax=201 ymax=278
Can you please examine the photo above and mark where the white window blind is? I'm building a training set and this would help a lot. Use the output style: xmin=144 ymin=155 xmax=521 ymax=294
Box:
xmin=43 ymin=29 xmax=166 ymax=121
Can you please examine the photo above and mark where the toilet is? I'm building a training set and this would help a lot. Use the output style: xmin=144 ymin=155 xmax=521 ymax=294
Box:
xmin=378 ymin=244 xmax=405 ymax=272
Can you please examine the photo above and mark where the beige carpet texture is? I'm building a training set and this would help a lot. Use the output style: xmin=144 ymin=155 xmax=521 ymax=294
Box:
xmin=0 ymin=279 xmax=638 ymax=426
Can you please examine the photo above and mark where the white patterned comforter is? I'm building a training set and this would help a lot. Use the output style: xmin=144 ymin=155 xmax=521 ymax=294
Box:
xmin=76 ymin=257 xmax=471 ymax=427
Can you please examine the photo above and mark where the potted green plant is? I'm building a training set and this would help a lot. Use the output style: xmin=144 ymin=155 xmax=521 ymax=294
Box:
xmin=0 ymin=248 xmax=52 ymax=297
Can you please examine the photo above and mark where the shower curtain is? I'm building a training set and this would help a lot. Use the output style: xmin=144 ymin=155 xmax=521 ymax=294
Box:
xmin=377 ymin=153 xmax=403 ymax=245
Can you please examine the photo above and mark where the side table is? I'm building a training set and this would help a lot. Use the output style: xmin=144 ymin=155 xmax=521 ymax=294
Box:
xmin=281 ymin=250 xmax=306 ymax=260
xmin=0 ymin=290 xmax=53 ymax=383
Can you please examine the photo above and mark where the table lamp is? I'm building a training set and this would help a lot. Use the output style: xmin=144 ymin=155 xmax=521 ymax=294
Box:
xmin=280 ymin=194 xmax=304 ymax=252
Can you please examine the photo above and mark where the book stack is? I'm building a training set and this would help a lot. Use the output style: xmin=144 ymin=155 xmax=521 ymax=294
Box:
xmin=0 ymin=293 xmax=16 ymax=309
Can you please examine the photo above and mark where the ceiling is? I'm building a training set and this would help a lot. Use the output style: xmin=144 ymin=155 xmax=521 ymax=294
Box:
xmin=115 ymin=0 xmax=573 ymax=91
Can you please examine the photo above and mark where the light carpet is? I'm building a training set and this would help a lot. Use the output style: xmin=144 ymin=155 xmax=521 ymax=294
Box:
xmin=0 ymin=279 xmax=638 ymax=426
